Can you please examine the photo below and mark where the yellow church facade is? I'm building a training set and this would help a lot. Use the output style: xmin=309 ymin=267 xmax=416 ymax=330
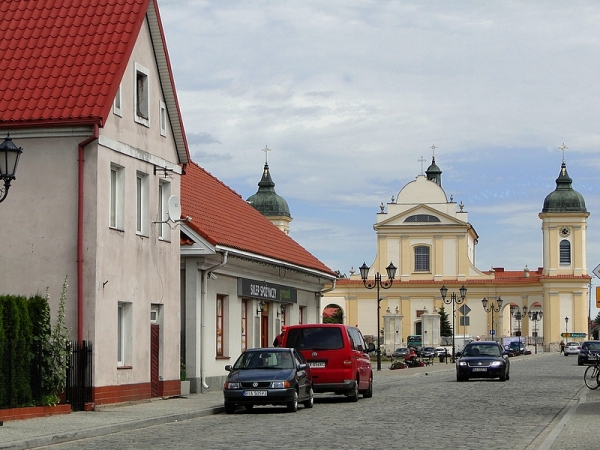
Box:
xmin=323 ymin=157 xmax=590 ymax=352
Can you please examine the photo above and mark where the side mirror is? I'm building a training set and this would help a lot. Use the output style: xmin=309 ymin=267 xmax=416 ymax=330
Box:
xmin=367 ymin=342 xmax=376 ymax=353
xmin=455 ymin=351 xmax=462 ymax=358
xmin=298 ymin=363 xmax=307 ymax=371
xmin=225 ymin=365 xmax=232 ymax=371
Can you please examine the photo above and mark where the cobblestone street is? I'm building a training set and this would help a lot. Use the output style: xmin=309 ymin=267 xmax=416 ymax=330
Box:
xmin=37 ymin=353 xmax=597 ymax=450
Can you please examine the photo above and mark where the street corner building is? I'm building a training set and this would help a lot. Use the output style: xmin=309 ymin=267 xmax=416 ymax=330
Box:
xmin=180 ymin=161 xmax=336 ymax=393
xmin=0 ymin=0 xmax=190 ymax=405
xmin=324 ymin=155 xmax=590 ymax=352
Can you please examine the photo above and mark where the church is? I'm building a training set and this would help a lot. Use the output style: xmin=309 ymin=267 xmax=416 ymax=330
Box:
xmin=323 ymin=153 xmax=590 ymax=353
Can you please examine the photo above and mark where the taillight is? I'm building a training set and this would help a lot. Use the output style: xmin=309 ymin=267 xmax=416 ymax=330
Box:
xmin=343 ymin=359 xmax=352 ymax=366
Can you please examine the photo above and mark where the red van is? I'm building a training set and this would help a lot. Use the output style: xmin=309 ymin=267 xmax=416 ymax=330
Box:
xmin=282 ymin=324 xmax=375 ymax=401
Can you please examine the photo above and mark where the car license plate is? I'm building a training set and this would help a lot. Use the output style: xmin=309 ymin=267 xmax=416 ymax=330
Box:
xmin=243 ymin=391 xmax=267 ymax=397
xmin=309 ymin=362 xmax=325 ymax=368
xmin=472 ymin=368 xmax=487 ymax=372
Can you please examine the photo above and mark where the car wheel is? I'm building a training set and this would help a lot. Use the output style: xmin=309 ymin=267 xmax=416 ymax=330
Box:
xmin=456 ymin=373 xmax=466 ymax=382
xmin=287 ymin=390 xmax=298 ymax=412
xmin=578 ymin=360 xmax=583 ymax=366
xmin=303 ymin=386 xmax=314 ymax=408
xmin=506 ymin=369 xmax=510 ymax=381
xmin=244 ymin=404 xmax=254 ymax=411
xmin=347 ymin=379 xmax=359 ymax=402
xmin=362 ymin=376 xmax=373 ymax=398
xmin=224 ymin=402 xmax=236 ymax=414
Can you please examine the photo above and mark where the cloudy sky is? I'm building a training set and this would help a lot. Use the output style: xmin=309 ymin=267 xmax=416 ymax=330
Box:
xmin=158 ymin=1 xmax=600 ymax=315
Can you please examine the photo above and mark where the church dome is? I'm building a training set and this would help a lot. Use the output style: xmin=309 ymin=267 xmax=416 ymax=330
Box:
xmin=247 ymin=163 xmax=291 ymax=218
xmin=541 ymin=162 xmax=587 ymax=213
xmin=425 ymin=157 xmax=442 ymax=186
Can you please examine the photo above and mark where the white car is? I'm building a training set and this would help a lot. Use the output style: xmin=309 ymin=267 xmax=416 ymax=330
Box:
xmin=564 ymin=342 xmax=581 ymax=356
xmin=435 ymin=347 xmax=450 ymax=357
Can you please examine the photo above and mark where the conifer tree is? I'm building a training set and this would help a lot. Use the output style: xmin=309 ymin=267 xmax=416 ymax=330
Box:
xmin=438 ymin=304 xmax=453 ymax=337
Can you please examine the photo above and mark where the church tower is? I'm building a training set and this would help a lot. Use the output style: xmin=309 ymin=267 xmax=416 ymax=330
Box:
xmin=246 ymin=147 xmax=292 ymax=234
xmin=539 ymin=160 xmax=589 ymax=277
xmin=539 ymin=153 xmax=590 ymax=345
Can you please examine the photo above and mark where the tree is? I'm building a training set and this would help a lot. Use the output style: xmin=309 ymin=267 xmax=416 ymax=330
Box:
xmin=594 ymin=311 xmax=600 ymax=326
xmin=438 ymin=304 xmax=452 ymax=337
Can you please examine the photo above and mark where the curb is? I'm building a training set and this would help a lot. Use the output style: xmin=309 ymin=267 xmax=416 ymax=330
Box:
xmin=0 ymin=405 xmax=224 ymax=450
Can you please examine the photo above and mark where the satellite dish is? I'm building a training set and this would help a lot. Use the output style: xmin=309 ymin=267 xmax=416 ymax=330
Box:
xmin=167 ymin=195 xmax=181 ymax=222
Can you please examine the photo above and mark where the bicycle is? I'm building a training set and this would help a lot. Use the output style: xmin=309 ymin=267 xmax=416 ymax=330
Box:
xmin=583 ymin=356 xmax=600 ymax=390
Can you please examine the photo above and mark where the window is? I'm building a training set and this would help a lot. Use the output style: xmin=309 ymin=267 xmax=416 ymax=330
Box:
xmin=160 ymin=101 xmax=167 ymax=137
xmin=158 ymin=181 xmax=171 ymax=240
xmin=404 ymin=214 xmax=440 ymax=222
xmin=414 ymin=246 xmax=430 ymax=271
xmin=216 ymin=295 xmax=225 ymax=357
xmin=241 ymin=299 xmax=248 ymax=351
xmin=560 ymin=239 xmax=571 ymax=264
xmin=136 ymin=172 xmax=149 ymax=236
xmin=117 ymin=302 xmax=132 ymax=367
xmin=113 ymin=84 xmax=122 ymax=116
xmin=110 ymin=164 xmax=124 ymax=230
xmin=134 ymin=62 xmax=149 ymax=127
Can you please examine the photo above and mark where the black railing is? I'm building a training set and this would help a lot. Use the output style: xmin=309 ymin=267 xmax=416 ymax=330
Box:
xmin=66 ymin=340 xmax=93 ymax=411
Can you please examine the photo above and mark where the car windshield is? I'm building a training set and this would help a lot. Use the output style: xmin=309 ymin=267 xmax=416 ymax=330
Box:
xmin=463 ymin=345 xmax=501 ymax=357
xmin=233 ymin=351 xmax=294 ymax=369
xmin=567 ymin=342 xmax=579 ymax=346
xmin=286 ymin=327 xmax=344 ymax=350
xmin=582 ymin=342 xmax=600 ymax=350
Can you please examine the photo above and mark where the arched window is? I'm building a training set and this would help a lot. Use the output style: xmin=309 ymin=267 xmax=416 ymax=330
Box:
xmin=559 ymin=240 xmax=571 ymax=264
xmin=414 ymin=246 xmax=430 ymax=272
xmin=404 ymin=214 xmax=440 ymax=222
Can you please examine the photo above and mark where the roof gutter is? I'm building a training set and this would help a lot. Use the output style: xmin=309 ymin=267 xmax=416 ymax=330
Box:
xmin=200 ymin=250 xmax=228 ymax=391
xmin=77 ymin=124 xmax=99 ymax=344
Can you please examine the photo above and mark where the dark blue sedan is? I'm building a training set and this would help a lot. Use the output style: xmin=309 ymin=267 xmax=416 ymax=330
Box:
xmin=223 ymin=347 xmax=313 ymax=413
xmin=456 ymin=341 xmax=510 ymax=382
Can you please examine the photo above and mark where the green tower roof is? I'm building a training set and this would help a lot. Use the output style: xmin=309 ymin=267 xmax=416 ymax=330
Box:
xmin=246 ymin=163 xmax=291 ymax=218
xmin=541 ymin=162 xmax=587 ymax=213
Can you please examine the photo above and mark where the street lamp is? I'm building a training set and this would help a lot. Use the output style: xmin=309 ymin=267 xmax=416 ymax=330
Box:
xmin=482 ymin=297 xmax=503 ymax=342
xmin=528 ymin=310 xmax=543 ymax=354
xmin=0 ymin=134 xmax=23 ymax=203
xmin=440 ymin=285 xmax=467 ymax=360
xmin=565 ymin=316 xmax=569 ymax=336
xmin=359 ymin=261 xmax=397 ymax=371
xmin=513 ymin=305 xmax=527 ymax=354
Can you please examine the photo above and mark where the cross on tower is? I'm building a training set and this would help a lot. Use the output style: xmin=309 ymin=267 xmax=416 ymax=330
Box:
xmin=418 ymin=156 xmax=427 ymax=175
xmin=430 ymin=144 xmax=437 ymax=157
xmin=262 ymin=145 xmax=271 ymax=163
xmin=558 ymin=143 xmax=568 ymax=163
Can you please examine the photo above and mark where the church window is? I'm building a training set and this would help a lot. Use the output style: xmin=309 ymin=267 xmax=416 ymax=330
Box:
xmin=559 ymin=240 xmax=571 ymax=265
xmin=414 ymin=246 xmax=430 ymax=271
xmin=404 ymin=214 xmax=440 ymax=223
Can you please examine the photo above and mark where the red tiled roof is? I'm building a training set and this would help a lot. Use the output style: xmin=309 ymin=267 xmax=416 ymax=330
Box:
xmin=181 ymin=161 xmax=336 ymax=277
xmin=0 ymin=0 xmax=149 ymax=127
xmin=0 ymin=0 xmax=190 ymax=164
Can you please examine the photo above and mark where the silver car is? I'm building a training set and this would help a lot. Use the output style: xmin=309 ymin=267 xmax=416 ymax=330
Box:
xmin=564 ymin=342 xmax=581 ymax=356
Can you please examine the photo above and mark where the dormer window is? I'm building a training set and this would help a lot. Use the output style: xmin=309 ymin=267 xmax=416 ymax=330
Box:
xmin=134 ymin=62 xmax=149 ymax=127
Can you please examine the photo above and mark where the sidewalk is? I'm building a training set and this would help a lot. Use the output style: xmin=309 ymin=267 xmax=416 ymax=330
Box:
xmin=0 ymin=357 xmax=597 ymax=450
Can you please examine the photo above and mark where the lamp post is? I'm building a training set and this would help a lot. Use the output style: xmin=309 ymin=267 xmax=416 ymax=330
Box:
xmin=482 ymin=297 xmax=503 ymax=342
xmin=359 ymin=261 xmax=397 ymax=371
xmin=440 ymin=285 xmax=467 ymax=360
xmin=565 ymin=316 xmax=569 ymax=336
xmin=0 ymin=134 xmax=23 ymax=203
xmin=513 ymin=305 xmax=527 ymax=354
xmin=528 ymin=310 xmax=543 ymax=354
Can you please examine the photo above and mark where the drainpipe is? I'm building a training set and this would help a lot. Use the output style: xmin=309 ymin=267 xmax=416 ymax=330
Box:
xmin=200 ymin=250 xmax=228 ymax=391
xmin=77 ymin=124 xmax=99 ymax=344
xmin=317 ymin=279 xmax=337 ymax=324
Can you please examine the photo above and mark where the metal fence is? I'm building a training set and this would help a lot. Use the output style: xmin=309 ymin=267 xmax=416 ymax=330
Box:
xmin=66 ymin=340 xmax=93 ymax=411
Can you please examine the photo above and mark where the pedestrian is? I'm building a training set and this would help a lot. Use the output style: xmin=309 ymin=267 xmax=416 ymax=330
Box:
xmin=559 ymin=340 xmax=565 ymax=354
xmin=273 ymin=325 xmax=287 ymax=347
